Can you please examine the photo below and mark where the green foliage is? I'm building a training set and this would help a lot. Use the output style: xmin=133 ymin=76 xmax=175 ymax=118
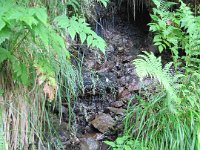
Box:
xmin=54 ymin=15 xmax=106 ymax=53
xmin=133 ymin=52 xmax=178 ymax=112
xmin=129 ymin=52 xmax=200 ymax=149
xmin=124 ymin=94 xmax=200 ymax=150
xmin=0 ymin=2 xmax=70 ymax=87
xmin=0 ymin=0 xmax=108 ymax=149
xmin=149 ymin=0 xmax=200 ymax=68
xmin=104 ymin=136 xmax=147 ymax=150
xmin=129 ymin=2 xmax=200 ymax=146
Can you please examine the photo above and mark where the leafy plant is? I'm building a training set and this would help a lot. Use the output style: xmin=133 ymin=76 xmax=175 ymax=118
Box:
xmin=104 ymin=136 xmax=147 ymax=150
xmin=54 ymin=15 xmax=107 ymax=53
xmin=130 ymin=2 xmax=200 ymax=144
xmin=133 ymin=52 xmax=179 ymax=112
xmin=0 ymin=1 xmax=70 ymax=88
xmin=149 ymin=0 xmax=200 ymax=68
xmin=129 ymin=51 xmax=200 ymax=149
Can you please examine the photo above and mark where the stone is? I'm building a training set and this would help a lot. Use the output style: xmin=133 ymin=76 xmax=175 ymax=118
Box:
xmin=106 ymin=44 xmax=115 ymax=53
xmin=118 ymin=47 xmax=124 ymax=52
xmin=119 ymin=76 xmax=126 ymax=86
xmin=106 ymin=107 xmax=125 ymax=115
xmin=80 ymin=137 xmax=99 ymax=150
xmin=118 ymin=87 xmax=124 ymax=95
xmin=90 ymin=113 xmax=115 ymax=133
xmin=118 ymin=89 xmax=130 ymax=99
xmin=111 ymin=101 xmax=124 ymax=108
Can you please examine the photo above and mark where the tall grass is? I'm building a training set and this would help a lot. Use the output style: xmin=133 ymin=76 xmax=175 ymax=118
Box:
xmin=0 ymin=1 xmax=83 ymax=149
xmin=124 ymin=92 xmax=200 ymax=149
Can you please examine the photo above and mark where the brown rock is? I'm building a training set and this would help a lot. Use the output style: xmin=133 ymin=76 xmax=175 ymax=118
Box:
xmin=107 ymin=107 xmax=125 ymax=115
xmin=90 ymin=113 xmax=115 ymax=133
xmin=118 ymin=89 xmax=130 ymax=99
xmin=111 ymin=101 xmax=124 ymax=108
xmin=127 ymin=80 xmax=140 ymax=91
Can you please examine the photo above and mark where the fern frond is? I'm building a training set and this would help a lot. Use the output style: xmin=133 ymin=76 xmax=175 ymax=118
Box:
xmin=54 ymin=15 xmax=106 ymax=54
xmin=133 ymin=52 xmax=178 ymax=111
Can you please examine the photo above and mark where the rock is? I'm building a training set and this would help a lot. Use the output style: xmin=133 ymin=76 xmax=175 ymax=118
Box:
xmin=118 ymin=89 xmax=130 ymax=99
xmin=118 ymin=87 xmax=124 ymax=95
xmin=80 ymin=137 xmax=99 ymax=150
xmin=111 ymin=101 xmax=124 ymax=108
xmin=127 ymin=80 xmax=140 ymax=91
xmin=90 ymin=113 xmax=115 ymax=133
xmin=106 ymin=44 xmax=115 ymax=53
xmin=79 ymin=133 xmax=106 ymax=150
xmin=122 ymin=37 xmax=128 ymax=43
xmin=82 ymin=71 xmax=117 ymax=95
xmin=125 ymin=76 xmax=131 ymax=82
xmin=84 ymin=60 xmax=96 ymax=69
xmin=118 ymin=47 xmax=124 ymax=52
xmin=119 ymin=76 xmax=126 ymax=86
xmin=122 ymin=56 xmax=133 ymax=63
xmin=106 ymin=107 xmax=125 ymax=115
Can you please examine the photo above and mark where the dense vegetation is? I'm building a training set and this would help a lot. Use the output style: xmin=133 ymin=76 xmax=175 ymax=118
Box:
xmin=0 ymin=0 xmax=199 ymax=149
xmin=106 ymin=0 xmax=200 ymax=150
xmin=0 ymin=0 xmax=107 ymax=149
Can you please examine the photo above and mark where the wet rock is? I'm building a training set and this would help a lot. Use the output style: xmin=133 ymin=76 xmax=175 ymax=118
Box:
xmin=106 ymin=107 xmax=125 ymax=115
xmin=91 ymin=113 xmax=115 ymax=133
xmin=82 ymin=72 xmax=117 ymax=95
xmin=79 ymin=133 xmax=106 ymax=150
xmin=111 ymin=101 xmax=124 ymax=108
xmin=149 ymin=44 xmax=158 ymax=54
xmin=122 ymin=56 xmax=133 ymax=63
xmin=106 ymin=44 xmax=115 ymax=53
xmin=80 ymin=137 xmax=99 ymax=150
xmin=127 ymin=80 xmax=140 ymax=91
xmin=118 ymin=47 xmax=124 ymax=52
xmin=118 ymin=87 xmax=125 ymax=95
xmin=119 ymin=76 xmax=126 ymax=86
xmin=84 ymin=60 xmax=96 ymax=69
xmin=118 ymin=89 xmax=130 ymax=99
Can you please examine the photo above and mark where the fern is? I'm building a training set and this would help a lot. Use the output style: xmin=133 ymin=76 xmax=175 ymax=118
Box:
xmin=0 ymin=2 xmax=71 ymax=87
xmin=133 ymin=52 xmax=178 ymax=111
xmin=54 ymin=15 xmax=107 ymax=53
xmin=149 ymin=0 xmax=200 ymax=69
xmin=178 ymin=2 xmax=200 ymax=69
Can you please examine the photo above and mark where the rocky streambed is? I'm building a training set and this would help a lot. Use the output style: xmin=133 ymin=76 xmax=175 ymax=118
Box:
xmin=49 ymin=9 xmax=155 ymax=150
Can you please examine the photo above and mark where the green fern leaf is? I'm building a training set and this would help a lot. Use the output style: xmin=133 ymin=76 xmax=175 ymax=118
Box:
xmin=68 ymin=26 xmax=76 ymax=40
xmin=0 ymin=28 xmax=12 ymax=44
xmin=133 ymin=52 xmax=178 ymax=111
xmin=0 ymin=48 xmax=12 ymax=63
xmin=87 ymin=35 xmax=93 ymax=46
xmin=54 ymin=15 xmax=106 ymax=54
xmin=0 ymin=19 xmax=5 ymax=31
xmin=80 ymin=32 xmax=86 ymax=44
xmin=32 ymin=8 xmax=48 ymax=25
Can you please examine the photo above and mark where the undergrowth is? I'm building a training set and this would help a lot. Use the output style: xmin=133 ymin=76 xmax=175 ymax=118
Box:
xmin=0 ymin=0 xmax=108 ymax=149
xmin=105 ymin=0 xmax=200 ymax=150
